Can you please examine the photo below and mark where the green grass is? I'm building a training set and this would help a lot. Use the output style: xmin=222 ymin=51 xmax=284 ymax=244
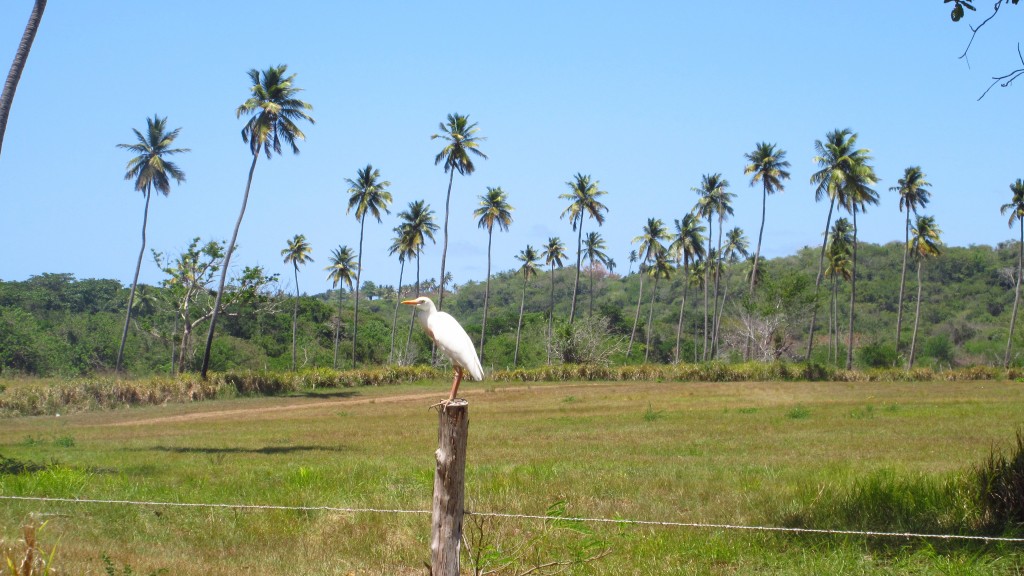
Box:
xmin=1 ymin=379 xmax=1023 ymax=574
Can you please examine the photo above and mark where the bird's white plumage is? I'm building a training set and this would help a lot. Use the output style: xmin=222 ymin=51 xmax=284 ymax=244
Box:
xmin=405 ymin=296 xmax=484 ymax=381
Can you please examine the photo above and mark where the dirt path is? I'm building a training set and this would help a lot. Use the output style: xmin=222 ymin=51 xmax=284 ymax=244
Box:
xmin=104 ymin=382 xmax=610 ymax=428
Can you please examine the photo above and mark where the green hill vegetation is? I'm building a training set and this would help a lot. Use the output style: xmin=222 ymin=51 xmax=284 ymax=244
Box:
xmin=1 ymin=240 xmax=1021 ymax=377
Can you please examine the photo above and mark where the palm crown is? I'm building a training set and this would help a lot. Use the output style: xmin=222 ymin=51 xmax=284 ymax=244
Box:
xmin=117 ymin=115 xmax=188 ymax=196
xmin=432 ymin=113 xmax=487 ymax=175
xmin=346 ymin=164 xmax=393 ymax=223
xmin=237 ymin=65 xmax=314 ymax=159
xmin=474 ymin=186 xmax=514 ymax=232
xmin=325 ymin=246 xmax=358 ymax=291
xmin=281 ymin=234 xmax=313 ymax=269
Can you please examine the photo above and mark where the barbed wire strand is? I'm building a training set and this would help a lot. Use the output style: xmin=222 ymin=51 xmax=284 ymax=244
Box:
xmin=2 ymin=495 xmax=1023 ymax=543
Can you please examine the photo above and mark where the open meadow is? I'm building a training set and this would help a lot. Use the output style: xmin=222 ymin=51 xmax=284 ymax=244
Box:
xmin=2 ymin=377 xmax=1023 ymax=575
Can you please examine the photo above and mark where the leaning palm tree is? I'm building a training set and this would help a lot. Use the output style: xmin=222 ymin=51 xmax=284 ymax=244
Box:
xmin=629 ymin=218 xmax=670 ymax=357
xmin=388 ymin=224 xmax=417 ymax=364
xmin=892 ymin=166 xmax=932 ymax=355
xmin=805 ymin=128 xmax=869 ymax=362
xmin=839 ymin=159 xmax=880 ymax=369
xmin=743 ymin=142 xmax=790 ymax=295
xmin=712 ymin=227 xmax=749 ymax=354
xmin=474 ymin=186 xmax=514 ymax=362
xmin=541 ymin=237 xmax=567 ymax=363
xmin=281 ymin=234 xmax=313 ymax=371
xmin=825 ymin=218 xmax=854 ymax=363
xmin=0 ymin=0 xmax=46 ymax=159
xmin=644 ymin=251 xmax=673 ymax=363
xmin=432 ymin=113 xmax=487 ymax=311
xmin=692 ymin=174 xmax=735 ymax=359
xmin=1001 ymin=179 xmax=1024 ymax=367
xmin=514 ymin=245 xmax=540 ymax=367
xmin=325 ymin=245 xmax=357 ymax=369
xmin=201 ymin=65 xmax=314 ymax=378
xmin=583 ymin=231 xmax=611 ymax=317
xmin=346 ymin=164 xmax=393 ymax=368
xmin=907 ymin=215 xmax=942 ymax=368
xmin=559 ymin=173 xmax=609 ymax=324
xmin=398 ymin=200 xmax=439 ymax=360
xmin=114 ymin=115 xmax=188 ymax=373
xmin=669 ymin=213 xmax=706 ymax=364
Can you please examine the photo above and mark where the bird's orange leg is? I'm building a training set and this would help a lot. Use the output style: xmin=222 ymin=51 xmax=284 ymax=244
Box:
xmin=447 ymin=367 xmax=464 ymax=402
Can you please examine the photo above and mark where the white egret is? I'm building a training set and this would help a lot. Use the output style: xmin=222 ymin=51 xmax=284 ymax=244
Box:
xmin=402 ymin=296 xmax=484 ymax=403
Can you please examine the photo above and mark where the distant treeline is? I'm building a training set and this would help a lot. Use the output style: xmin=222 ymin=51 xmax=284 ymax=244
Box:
xmin=0 ymin=240 xmax=1020 ymax=377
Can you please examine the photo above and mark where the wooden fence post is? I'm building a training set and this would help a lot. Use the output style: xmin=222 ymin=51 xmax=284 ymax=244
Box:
xmin=431 ymin=399 xmax=469 ymax=576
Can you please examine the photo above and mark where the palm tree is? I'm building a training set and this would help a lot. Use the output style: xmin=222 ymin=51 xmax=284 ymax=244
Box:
xmin=398 ymin=201 xmax=439 ymax=360
xmin=1001 ymin=179 xmax=1024 ymax=367
xmin=669 ymin=213 xmax=706 ymax=364
xmin=627 ymin=250 xmax=638 ymax=275
xmin=346 ymin=164 xmax=393 ymax=368
xmin=712 ymin=227 xmax=749 ymax=353
xmin=743 ymin=142 xmax=790 ymax=295
xmin=629 ymin=218 xmax=670 ymax=357
xmin=388 ymin=224 xmax=417 ymax=364
xmin=0 ymin=0 xmax=46 ymax=159
xmin=825 ymin=218 xmax=854 ymax=363
xmin=891 ymin=166 xmax=932 ymax=355
xmin=325 ymin=245 xmax=357 ymax=369
xmin=432 ymin=113 xmax=487 ymax=311
xmin=559 ymin=173 xmax=609 ymax=323
xmin=907 ymin=215 xmax=942 ymax=368
xmin=474 ymin=186 xmax=514 ymax=361
xmin=541 ymin=237 xmax=567 ymax=364
xmin=281 ymin=234 xmax=313 ymax=371
xmin=692 ymin=174 xmax=734 ymax=359
xmin=839 ymin=156 xmax=880 ymax=369
xmin=644 ymin=251 xmax=673 ymax=363
xmin=201 ymin=65 xmax=314 ymax=378
xmin=514 ymin=245 xmax=540 ymax=367
xmin=805 ymin=128 xmax=866 ymax=362
xmin=114 ymin=115 xmax=188 ymax=373
xmin=583 ymin=231 xmax=611 ymax=317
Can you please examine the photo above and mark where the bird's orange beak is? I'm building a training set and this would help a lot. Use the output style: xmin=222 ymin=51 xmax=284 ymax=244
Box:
xmin=401 ymin=299 xmax=417 ymax=305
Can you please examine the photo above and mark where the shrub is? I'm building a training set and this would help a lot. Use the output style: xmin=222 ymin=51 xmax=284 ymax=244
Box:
xmin=975 ymin=428 xmax=1024 ymax=532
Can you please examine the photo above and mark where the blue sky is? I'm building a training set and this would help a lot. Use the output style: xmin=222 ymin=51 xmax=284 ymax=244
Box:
xmin=0 ymin=2 xmax=1021 ymax=296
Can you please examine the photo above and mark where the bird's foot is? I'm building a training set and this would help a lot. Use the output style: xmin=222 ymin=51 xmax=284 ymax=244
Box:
xmin=428 ymin=397 xmax=462 ymax=412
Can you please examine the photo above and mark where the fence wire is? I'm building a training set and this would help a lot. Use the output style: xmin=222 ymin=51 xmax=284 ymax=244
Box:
xmin=3 ymin=494 xmax=1023 ymax=543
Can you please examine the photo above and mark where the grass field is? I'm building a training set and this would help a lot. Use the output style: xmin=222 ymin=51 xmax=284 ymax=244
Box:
xmin=1 ymin=378 xmax=1023 ymax=575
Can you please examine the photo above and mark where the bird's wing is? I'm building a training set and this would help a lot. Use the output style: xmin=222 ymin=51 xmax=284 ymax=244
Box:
xmin=429 ymin=311 xmax=485 ymax=381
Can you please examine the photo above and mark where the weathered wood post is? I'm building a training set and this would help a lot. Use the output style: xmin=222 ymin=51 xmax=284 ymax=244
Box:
xmin=431 ymin=399 xmax=469 ymax=576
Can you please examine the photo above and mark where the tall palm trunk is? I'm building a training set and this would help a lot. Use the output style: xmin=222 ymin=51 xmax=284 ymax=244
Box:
xmin=710 ymin=219 xmax=724 ymax=358
xmin=832 ymin=277 xmax=840 ymax=364
xmin=846 ymin=212 xmax=859 ymax=370
xmin=389 ymin=260 xmax=406 ymax=364
xmin=352 ymin=214 xmax=367 ymax=368
xmin=589 ymin=260 xmax=596 ymax=317
xmin=712 ymin=267 xmax=733 ymax=354
xmin=627 ymin=272 xmax=645 ymax=357
xmin=703 ymin=216 xmax=713 ymax=360
xmin=479 ymin=228 xmax=493 ymax=360
xmin=406 ymin=255 xmax=422 ymax=360
xmin=291 ymin=264 xmax=300 ymax=371
xmin=895 ymin=210 xmax=912 ymax=356
xmin=0 ymin=0 xmax=46 ymax=159
xmin=806 ymin=198 xmax=836 ymax=361
xmin=116 ymin=188 xmax=152 ymax=373
xmin=1005 ymin=221 xmax=1024 ymax=367
xmin=828 ymin=275 xmax=836 ymax=362
xmin=202 ymin=151 xmax=260 ymax=378
xmin=333 ymin=288 xmax=343 ymax=369
xmin=547 ymin=263 xmax=556 ymax=365
xmin=438 ymin=170 xmax=455 ymax=310
xmin=908 ymin=260 xmax=924 ymax=369
xmin=569 ymin=219 xmax=585 ymax=323
xmin=514 ymin=274 xmax=528 ymax=367
xmin=644 ymin=273 xmax=661 ymax=363
xmin=674 ymin=262 xmax=690 ymax=364
xmin=750 ymin=183 xmax=767 ymax=294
